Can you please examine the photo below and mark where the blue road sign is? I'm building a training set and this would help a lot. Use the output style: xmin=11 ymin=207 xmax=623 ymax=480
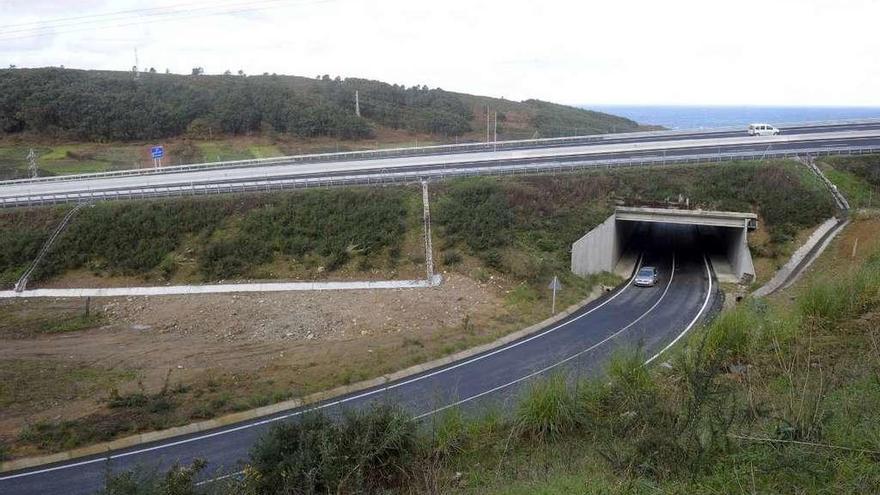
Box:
xmin=150 ymin=146 xmax=164 ymax=159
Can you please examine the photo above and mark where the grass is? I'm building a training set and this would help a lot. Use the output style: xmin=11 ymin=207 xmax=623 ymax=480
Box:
xmin=0 ymin=359 xmax=135 ymax=410
xmin=0 ymin=299 xmax=103 ymax=338
xmin=819 ymin=156 xmax=880 ymax=209
xmin=91 ymin=233 xmax=880 ymax=494
xmin=512 ymin=374 xmax=579 ymax=442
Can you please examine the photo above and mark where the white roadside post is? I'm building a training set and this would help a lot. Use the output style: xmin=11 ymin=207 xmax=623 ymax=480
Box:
xmin=548 ymin=275 xmax=563 ymax=315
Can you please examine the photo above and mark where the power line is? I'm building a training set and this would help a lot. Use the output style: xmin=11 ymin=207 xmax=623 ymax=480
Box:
xmin=0 ymin=0 xmax=334 ymax=41
xmin=0 ymin=0 xmax=223 ymax=30
xmin=0 ymin=0 xmax=295 ymax=36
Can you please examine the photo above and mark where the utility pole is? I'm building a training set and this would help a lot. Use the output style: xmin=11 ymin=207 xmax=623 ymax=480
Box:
xmin=27 ymin=148 xmax=38 ymax=178
xmin=493 ymin=111 xmax=498 ymax=151
xmin=133 ymin=48 xmax=140 ymax=80
xmin=355 ymin=90 xmax=360 ymax=117
xmin=486 ymin=106 xmax=491 ymax=143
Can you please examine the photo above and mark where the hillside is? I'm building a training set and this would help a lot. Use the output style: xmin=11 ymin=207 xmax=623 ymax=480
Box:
xmin=0 ymin=68 xmax=638 ymax=144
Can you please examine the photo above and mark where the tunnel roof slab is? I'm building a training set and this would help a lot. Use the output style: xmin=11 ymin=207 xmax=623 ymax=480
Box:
xmin=615 ymin=206 xmax=758 ymax=228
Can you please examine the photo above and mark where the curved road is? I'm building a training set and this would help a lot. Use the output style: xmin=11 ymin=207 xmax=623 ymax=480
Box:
xmin=0 ymin=226 xmax=718 ymax=494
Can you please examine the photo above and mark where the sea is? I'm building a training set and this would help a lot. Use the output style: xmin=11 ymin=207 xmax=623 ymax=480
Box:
xmin=582 ymin=105 xmax=880 ymax=130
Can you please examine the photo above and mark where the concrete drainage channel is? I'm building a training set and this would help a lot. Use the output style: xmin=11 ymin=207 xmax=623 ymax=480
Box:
xmin=752 ymin=154 xmax=851 ymax=297
xmin=1 ymin=182 xmax=440 ymax=299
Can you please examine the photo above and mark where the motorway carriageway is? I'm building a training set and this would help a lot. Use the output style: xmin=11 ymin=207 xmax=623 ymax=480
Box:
xmin=2 ymin=129 xmax=880 ymax=205
xmin=0 ymin=225 xmax=719 ymax=495
xmin=5 ymin=120 xmax=880 ymax=186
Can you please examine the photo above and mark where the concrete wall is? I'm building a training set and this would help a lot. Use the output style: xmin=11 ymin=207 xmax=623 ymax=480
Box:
xmin=571 ymin=214 xmax=635 ymax=276
xmin=725 ymin=225 xmax=756 ymax=283
xmin=571 ymin=213 xmax=617 ymax=276
xmin=571 ymin=211 xmax=755 ymax=283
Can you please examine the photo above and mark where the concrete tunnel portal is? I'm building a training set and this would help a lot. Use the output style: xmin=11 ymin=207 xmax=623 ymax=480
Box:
xmin=571 ymin=207 xmax=758 ymax=284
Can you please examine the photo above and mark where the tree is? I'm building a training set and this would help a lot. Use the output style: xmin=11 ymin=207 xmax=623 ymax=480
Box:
xmin=148 ymin=67 xmax=156 ymax=73
xmin=237 ymin=69 xmax=246 ymax=77
xmin=191 ymin=67 xmax=203 ymax=75
xmin=223 ymin=69 xmax=232 ymax=76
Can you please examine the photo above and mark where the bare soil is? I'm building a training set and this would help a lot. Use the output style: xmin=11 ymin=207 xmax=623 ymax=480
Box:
xmin=0 ymin=273 xmax=514 ymax=457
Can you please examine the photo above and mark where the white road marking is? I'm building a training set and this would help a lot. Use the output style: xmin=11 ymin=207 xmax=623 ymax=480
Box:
xmin=644 ymin=254 xmax=713 ymax=364
xmin=412 ymin=253 xmax=677 ymax=419
xmin=6 ymin=252 xmax=718 ymax=488
xmin=2 ymin=255 xmax=648 ymax=481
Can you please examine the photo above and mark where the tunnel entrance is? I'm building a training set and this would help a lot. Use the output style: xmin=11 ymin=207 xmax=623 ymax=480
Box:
xmin=571 ymin=207 xmax=758 ymax=284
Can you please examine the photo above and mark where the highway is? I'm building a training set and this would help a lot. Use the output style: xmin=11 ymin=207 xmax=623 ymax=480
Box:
xmin=2 ymin=125 xmax=880 ymax=207
xmin=0 ymin=225 xmax=718 ymax=494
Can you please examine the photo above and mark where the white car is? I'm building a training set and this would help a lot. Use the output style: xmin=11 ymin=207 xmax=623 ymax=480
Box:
xmin=633 ymin=266 xmax=659 ymax=287
xmin=748 ymin=123 xmax=780 ymax=136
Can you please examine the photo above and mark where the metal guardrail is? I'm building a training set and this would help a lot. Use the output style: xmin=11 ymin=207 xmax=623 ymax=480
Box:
xmin=3 ymin=118 xmax=880 ymax=187
xmin=2 ymin=145 xmax=878 ymax=209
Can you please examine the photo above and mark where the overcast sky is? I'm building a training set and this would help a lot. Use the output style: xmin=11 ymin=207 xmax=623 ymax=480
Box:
xmin=1 ymin=0 xmax=878 ymax=107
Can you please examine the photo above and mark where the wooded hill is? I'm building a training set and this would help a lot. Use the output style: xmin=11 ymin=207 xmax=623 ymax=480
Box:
xmin=0 ymin=68 xmax=640 ymax=143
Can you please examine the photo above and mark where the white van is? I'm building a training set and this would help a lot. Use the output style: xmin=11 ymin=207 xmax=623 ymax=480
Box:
xmin=748 ymin=123 xmax=780 ymax=136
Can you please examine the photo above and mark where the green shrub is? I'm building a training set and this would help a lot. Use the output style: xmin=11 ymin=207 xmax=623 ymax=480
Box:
xmin=98 ymin=459 xmax=207 ymax=495
xmin=35 ymin=199 xmax=229 ymax=280
xmin=430 ymin=408 xmax=467 ymax=457
xmin=0 ymin=208 xmax=65 ymax=288
xmin=441 ymin=249 xmax=462 ymax=266
xmin=513 ymin=374 xmax=579 ymax=442
xmin=436 ymin=179 xmax=514 ymax=251
xmin=248 ymin=405 xmax=416 ymax=494
xmin=200 ymin=188 xmax=408 ymax=280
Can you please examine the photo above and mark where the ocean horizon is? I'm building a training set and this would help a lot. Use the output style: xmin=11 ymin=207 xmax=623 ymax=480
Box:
xmin=581 ymin=105 xmax=880 ymax=130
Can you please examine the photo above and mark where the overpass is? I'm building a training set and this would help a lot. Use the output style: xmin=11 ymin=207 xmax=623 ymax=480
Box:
xmin=1 ymin=123 xmax=880 ymax=207
xmin=572 ymin=207 xmax=758 ymax=283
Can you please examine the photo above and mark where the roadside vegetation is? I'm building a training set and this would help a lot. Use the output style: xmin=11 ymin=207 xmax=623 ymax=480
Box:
xmin=2 ymin=159 xmax=831 ymax=291
xmin=95 ymin=235 xmax=880 ymax=494
xmin=19 ymin=187 xmax=419 ymax=287
xmin=819 ymin=154 xmax=880 ymax=209
xmin=0 ymin=207 xmax=64 ymax=288
xmin=0 ymin=67 xmax=639 ymax=179
xmin=434 ymin=159 xmax=834 ymax=315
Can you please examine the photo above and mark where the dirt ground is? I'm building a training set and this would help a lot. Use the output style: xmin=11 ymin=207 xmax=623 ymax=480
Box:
xmin=0 ymin=273 xmax=512 ymax=452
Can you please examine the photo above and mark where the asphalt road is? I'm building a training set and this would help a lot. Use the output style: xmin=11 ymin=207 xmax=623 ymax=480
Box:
xmin=6 ymin=120 xmax=880 ymax=187
xmin=2 ymin=127 xmax=880 ymax=206
xmin=0 ymin=224 xmax=719 ymax=494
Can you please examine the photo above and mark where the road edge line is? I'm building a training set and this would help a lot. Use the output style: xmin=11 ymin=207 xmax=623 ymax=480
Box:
xmin=0 ymin=272 xmax=626 ymax=475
